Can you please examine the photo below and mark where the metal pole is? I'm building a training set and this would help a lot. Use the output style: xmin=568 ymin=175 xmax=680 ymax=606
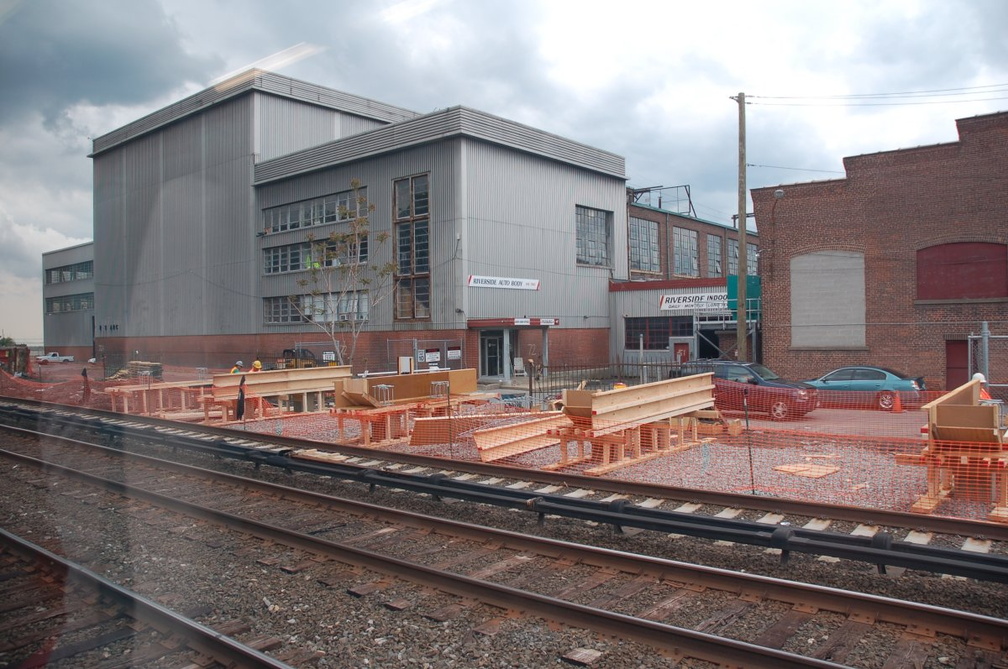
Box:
xmin=639 ymin=333 xmax=644 ymax=384
xmin=981 ymin=321 xmax=990 ymax=380
xmin=735 ymin=92 xmax=748 ymax=361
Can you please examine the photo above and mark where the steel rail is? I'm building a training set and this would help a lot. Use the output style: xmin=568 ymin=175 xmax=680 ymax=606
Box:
xmin=0 ymin=450 xmax=871 ymax=668
xmin=0 ymin=528 xmax=294 ymax=669
xmin=3 ymin=444 xmax=1007 ymax=656
xmin=4 ymin=415 xmax=1008 ymax=582
xmin=7 ymin=397 xmax=1008 ymax=543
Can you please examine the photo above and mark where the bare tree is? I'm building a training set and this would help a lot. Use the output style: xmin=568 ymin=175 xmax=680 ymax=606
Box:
xmin=288 ymin=180 xmax=396 ymax=366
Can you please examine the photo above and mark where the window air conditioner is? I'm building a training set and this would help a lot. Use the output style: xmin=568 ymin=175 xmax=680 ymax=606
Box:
xmin=338 ymin=314 xmax=348 ymax=321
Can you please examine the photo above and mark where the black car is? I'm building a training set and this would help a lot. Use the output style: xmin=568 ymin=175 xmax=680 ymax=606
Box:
xmin=673 ymin=360 xmax=819 ymax=420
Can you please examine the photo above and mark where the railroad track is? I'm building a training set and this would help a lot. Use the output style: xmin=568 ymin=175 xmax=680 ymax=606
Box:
xmin=4 ymin=399 xmax=1008 ymax=571
xmin=2 ymin=423 xmax=1006 ymax=667
xmin=0 ymin=529 xmax=299 ymax=668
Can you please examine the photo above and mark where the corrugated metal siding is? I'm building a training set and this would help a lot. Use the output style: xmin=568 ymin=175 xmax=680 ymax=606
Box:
xmin=254 ymin=107 xmax=626 ymax=185
xmin=341 ymin=114 xmax=388 ymax=137
xmin=203 ymin=101 xmax=257 ymax=336
xmin=93 ymin=96 xmax=258 ymax=339
xmin=253 ymin=135 xmax=626 ymax=335
xmin=257 ymin=93 xmax=337 ymax=161
xmin=255 ymin=142 xmax=462 ymax=334
xmin=41 ymin=244 xmax=95 ymax=350
xmin=92 ymin=70 xmax=417 ymax=156
xmin=458 ymin=140 xmax=626 ymax=327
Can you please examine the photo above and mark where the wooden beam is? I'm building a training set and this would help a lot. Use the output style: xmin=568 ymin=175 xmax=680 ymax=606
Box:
xmin=472 ymin=413 xmax=571 ymax=462
xmin=562 ymin=374 xmax=715 ymax=436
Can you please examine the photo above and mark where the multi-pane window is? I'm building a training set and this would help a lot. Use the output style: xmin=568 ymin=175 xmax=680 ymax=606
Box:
xmin=707 ymin=234 xmax=723 ymax=277
xmin=576 ymin=205 xmax=612 ymax=267
xmin=624 ymin=316 xmax=693 ymax=349
xmin=264 ymin=238 xmax=369 ymax=274
xmin=264 ymin=243 xmax=309 ymax=274
xmin=394 ymin=174 xmax=431 ymax=320
xmin=263 ymin=187 xmax=366 ymax=233
xmin=727 ymin=240 xmax=760 ymax=276
xmin=264 ymin=296 xmax=308 ymax=324
xmin=673 ymin=227 xmax=699 ymax=277
xmin=629 ymin=217 xmax=660 ymax=273
xmin=45 ymin=293 xmax=94 ymax=314
xmin=46 ymin=261 xmax=93 ymax=284
xmin=303 ymin=291 xmax=370 ymax=322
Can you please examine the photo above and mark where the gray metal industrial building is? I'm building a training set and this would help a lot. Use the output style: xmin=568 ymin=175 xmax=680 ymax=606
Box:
xmin=42 ymin=70 xmax=757 ymax=378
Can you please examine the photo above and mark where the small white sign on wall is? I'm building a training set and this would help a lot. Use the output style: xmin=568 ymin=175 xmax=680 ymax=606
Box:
xmin=468 ymin=275 xmax=541 ymax=290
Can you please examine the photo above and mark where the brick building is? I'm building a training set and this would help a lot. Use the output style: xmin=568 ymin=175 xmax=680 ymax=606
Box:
xmin=752 ymin=111 xmax=1008 ymax=391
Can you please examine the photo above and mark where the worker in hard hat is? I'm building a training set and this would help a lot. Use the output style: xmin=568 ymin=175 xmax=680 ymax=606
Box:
xmin=973 ymin=372 xmax=992 ymax=400
xmin=251 ymin=360 xmax=263 ymax=372
xmin=230 ymin=360 xmax=244 ymax=374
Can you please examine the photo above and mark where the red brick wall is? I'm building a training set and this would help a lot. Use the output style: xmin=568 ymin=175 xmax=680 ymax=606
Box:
xmin=95 ymin=326 xmax=611 ymax=376
xmin=752 ymin=111 xmax=1008 ymax=389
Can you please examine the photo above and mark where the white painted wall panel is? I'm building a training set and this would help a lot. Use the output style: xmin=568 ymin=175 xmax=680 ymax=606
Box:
xmin=791 ymin=251 xmax=866 ymax=347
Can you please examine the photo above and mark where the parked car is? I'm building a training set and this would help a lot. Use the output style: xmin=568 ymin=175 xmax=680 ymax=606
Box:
xmin=673 ymin=360 xmax=819 ymax=420
xmin=803 ymin=366 xmax=925 ymax=411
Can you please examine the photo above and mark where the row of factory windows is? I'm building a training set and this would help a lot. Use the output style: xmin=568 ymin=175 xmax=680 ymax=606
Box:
xmin=45 ymin=292 xmax=93 ymax=314
xmin=628 ymin=217 xmax=758 ymax=277
xmin=45 ymin=261 xmax=93 ymax=285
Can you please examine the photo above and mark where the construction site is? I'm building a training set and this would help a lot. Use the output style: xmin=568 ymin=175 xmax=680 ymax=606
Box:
xmin=2 ymin=357 xmax=1006 ymax=527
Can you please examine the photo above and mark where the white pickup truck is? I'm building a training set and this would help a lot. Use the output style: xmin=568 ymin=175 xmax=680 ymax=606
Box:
xmin=36 ymin=352 xmax=75 ymax=363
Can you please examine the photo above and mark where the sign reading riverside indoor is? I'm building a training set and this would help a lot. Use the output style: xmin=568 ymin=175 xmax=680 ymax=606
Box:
xmin=467 ymin=275 xmax=541 ymax=290
xmin=659 ymin=291 xmax=729 ymax=312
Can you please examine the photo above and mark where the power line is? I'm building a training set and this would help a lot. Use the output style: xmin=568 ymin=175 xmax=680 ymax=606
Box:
xmin=747 ymin=163 xmax=844 ymax=174
xmin=748 ymin=83 xmax=1008 ymax=107
xmin=750 ymin=96 xmax=1008 ymax=107
xmin=751 ymin=82 xmax=1008 ymax=100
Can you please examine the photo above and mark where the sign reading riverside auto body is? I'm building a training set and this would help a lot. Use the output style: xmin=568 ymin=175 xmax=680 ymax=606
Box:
xmin=659 ymin=291 xmax=729 ymax=312
xmin=468 ymin=275 xmax=541 ymax=290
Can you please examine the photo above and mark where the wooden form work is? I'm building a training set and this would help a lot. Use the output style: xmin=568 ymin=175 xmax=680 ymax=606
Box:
xmin=330 ymin=368 xmax=495 ymax=447
xmin=455 ymin=373 xmax=722 ymax=472
xmin=202 ymin=366 xmax=353 ymax=423
xmin=895 ymin=377 xmax=1008 ymax=522
xmin=106 ymin=380 xmax=210 ymax=417
xmin=549 ymin=374 xmax=719 ymax=475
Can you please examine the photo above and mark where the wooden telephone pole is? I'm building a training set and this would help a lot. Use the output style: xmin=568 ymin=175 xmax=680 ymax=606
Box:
xmin=734 ymin=92 xmax=748 ymax=361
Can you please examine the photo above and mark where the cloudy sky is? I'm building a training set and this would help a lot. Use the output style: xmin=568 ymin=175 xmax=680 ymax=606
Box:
xmin=1 ymin=0 xmax=1006 ymax=344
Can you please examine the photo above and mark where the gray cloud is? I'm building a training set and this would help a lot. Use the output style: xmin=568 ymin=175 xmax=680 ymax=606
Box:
xmin=0 ymin=0 xmax=221 ymax=128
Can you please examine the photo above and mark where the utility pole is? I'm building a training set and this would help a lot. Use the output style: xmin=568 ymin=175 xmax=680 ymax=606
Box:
xmin=734 ymin=91 xmax=748 ymax=361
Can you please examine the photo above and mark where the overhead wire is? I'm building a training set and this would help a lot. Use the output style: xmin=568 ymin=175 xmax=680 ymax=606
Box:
xmin=748 ymin=83 xmax=1008 ymax=106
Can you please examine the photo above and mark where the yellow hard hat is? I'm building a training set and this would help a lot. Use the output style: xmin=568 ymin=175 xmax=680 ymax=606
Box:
xmin=253 ymin=360 xmax=262 ymax=369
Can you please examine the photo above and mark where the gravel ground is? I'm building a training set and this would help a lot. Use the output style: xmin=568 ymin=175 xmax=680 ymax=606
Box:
xmin=2 ymin=434 xmax=1006 ymax=669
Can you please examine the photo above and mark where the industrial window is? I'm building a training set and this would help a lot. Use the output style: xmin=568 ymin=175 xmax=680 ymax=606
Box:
xmin=44 ymin=292 xmax=93 ymax=314
xmin=263 ymin=187 xmax=366 ymax=234
xmin=45 ymin=261 xmax=93 ymax=285
xmin=916 ymin=242 xmax=1008 ymax=300
xmin=263 ymin=296 xmax=308 ymax=324
xmin=264 ymin=243 xmax=310 ymax=274
xmin=673 ymin=227 xmax=699 ymax=277
xmin=629 ymin=217 xmax=660 ymax=273
xmin=264 ymin=234 xmax=369 ymax=275
xmin=727 ymin=240 xmax=759 ymax=276
xmin=302 ymin=291 xmax=370 ymax=323
xmin=707 ymin=234 xmax=723 ymax=277
xmin=624 ymin=316 xmax=692 ymax=350
xmin=576 ymin=205 xmax=612 ymax=267
xmin=394 ymin=175 xmax=431 ymax=320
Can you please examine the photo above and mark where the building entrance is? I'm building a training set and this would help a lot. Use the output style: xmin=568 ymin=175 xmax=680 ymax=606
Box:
xmin=480 ymin=330 xmax=504 ymax=378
